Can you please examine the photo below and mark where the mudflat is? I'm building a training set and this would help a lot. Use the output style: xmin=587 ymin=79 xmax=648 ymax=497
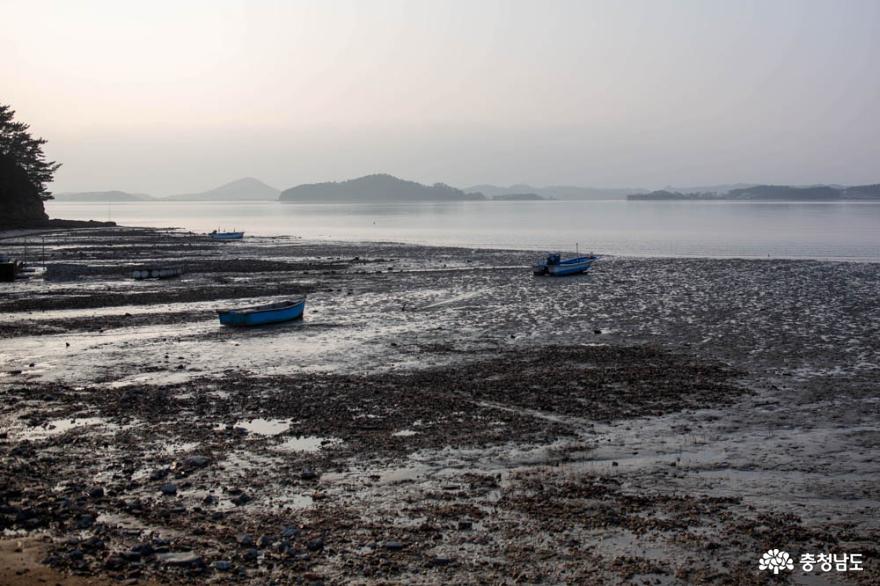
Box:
xmin=1 ymin=227 xmax=877 ymax=584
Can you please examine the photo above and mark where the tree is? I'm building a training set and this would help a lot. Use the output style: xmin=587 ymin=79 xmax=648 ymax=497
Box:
xmin=0 ymin=104 xmax=61 ymax=200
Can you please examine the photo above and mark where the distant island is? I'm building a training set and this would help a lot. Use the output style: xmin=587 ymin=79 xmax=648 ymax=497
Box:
xmin=628 ymin=184 xmax=880 ymax=201
xmin=468 ymin=184 xmax=642 ymax=200
xmin=52 ymin=178 xmax=281 ymax=203
xmin=45 ymin=175 xmax=880 ymax=206
xmin=280 ymin=174 xmax=486 ymax=203
xmin=165 ymin=177 xmax=279 ymax=201
xmin=628 ymin=190 xmax=718 ymax=201
xmin=491 ymin=193 xmax=545 ymax=201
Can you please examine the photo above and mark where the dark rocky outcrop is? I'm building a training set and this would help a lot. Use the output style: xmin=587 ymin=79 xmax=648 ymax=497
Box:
xmin=280 ymin=174 xmax=486 ymax=203
xmin=0 ymin=153 xmax=48 ymax=227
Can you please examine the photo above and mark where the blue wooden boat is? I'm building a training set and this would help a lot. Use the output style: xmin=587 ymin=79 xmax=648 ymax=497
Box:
xmin=217 ymin=297 xmax=306 ymax=326
xmin=533 ymin=253 xmax=597 ymax=276
xmin=210 ymin=230 xmax=244 ymax=241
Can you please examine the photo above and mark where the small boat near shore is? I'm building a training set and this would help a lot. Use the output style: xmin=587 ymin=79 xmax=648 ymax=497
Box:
xmin=217 ymin=297 xmax=306 ymax=326
xmin=131 ymin=266 xmax=183 ymax=280
xmin=533 ymin=253 xmax=597 ymax=276
xmin=210 ymin=230 xmax=244 ymax=241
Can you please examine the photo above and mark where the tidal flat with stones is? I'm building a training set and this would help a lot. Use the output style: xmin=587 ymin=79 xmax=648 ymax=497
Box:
xmin=0 ymin=226 xmax=878 ymax=585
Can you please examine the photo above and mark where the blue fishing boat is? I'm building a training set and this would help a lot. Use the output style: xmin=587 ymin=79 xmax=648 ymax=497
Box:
xmin=210 ymin=230 xmax=244 ymax=241
xmin=533 ymin=253 xmax=597 ymax=276
xmin=217 ymin=297 xmax=306 ymax=326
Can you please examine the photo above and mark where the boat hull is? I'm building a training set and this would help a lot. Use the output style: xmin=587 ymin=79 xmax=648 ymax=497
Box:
xmin=533 ymin=256 xmax=596 ymax=276
xmin=218 ymin=298 xmax=305 ymax=326
xmin=211 ymin=231 xmax=244 ymax=241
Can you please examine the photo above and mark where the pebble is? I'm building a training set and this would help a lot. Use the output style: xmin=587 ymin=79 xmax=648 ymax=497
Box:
xmin=301 ymin=468 xmax=318 ymax=481
xmin=156 ymin=551 xmax=202 ymax=566
xmin=281 ymin=526 xmax=300 ymax=539
xmin=243 ymin=548 xmax=259 ymax=561
xmin=160 ymin=483 xmax=178 ymax=496
xmin=75 ymin=514 xmax=94 ymax=529
xmin=183 ymin=454 xmax=211 ymax=468
xmin=213 ymin=560 xmax=232 ymax=571
xmin=231 ymin=493 xmax=251 ymax=506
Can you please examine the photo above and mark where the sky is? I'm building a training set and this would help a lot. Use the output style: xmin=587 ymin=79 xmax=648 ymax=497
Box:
xmin=2 ymin=0 xmax=879 ymax=194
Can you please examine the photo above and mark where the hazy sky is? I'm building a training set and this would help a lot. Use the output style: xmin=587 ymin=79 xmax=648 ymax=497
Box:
xmin=3 ymin=0 xmax=879 ymax=194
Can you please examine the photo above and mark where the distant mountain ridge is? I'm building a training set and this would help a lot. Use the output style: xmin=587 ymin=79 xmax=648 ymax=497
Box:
xmin=281 ymin=174 xmax=485 ymax=202
xmin=491 ymin=193 xmax=544 ymax=201
xmin=54 ymin=190 xmax=154 ymax=202
xmin=466 ymin=184 xmax=644 ymax=200
xmin=52 ymin=177 xmax=880 ymax=204
xmin=53 ymin=178 xmax=280 ymax=202
xmin=165 ymin=177 xmax=279 ymax=201
xmin=628 ymin=184 xmax=880 ymax=201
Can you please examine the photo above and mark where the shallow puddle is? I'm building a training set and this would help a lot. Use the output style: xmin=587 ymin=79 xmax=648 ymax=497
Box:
xmin=391 ymin=429 xmax=419 ymax=437
xmin=273 ymin=435 xmax=342 ymax=453
xmin=20 ymin=416 xmax=114 ymax=439
xmin=232 ymin=418 xmax=291 ymax=436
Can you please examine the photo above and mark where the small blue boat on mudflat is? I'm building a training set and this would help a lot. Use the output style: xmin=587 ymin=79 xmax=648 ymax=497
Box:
xmin=210 ymin=230 xmax=244 ymax=241
xmin=217 ymin=297 xmax=306 ymax=326
xmin=533 ymin=253 xmax=597 ymax=276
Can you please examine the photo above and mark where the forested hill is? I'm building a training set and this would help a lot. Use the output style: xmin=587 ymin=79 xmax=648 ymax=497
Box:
xmin=280 ymin=174 xmax=486 ymax=202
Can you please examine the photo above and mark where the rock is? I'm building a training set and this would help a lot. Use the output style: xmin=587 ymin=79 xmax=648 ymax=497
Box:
xmin=213 ymin=560 xmax=232 ymax=571
xmin=594 ymin=329 xmax=602 ymax=334
xmin=160 ymin=483 xmax=178 ymax=496
xmin=82 ymin=536 xmax=104 ymax=551
xmin=130 ymin=543 xmax=154 ymax=557
xmin=281 ymin=526 xmax=300 ymax=540
xmin=183 ymin=455 xmax=210 ymax=468
xmin=231 ymin=493 xmax=251 ymax=506
xmin=236 ymin=534 xmax=254 ymax=547
xmin=75 ymin=514 xmax=95 ymax=529
xmin=243 ymin=547 xmax=259 ymax=561
xmin=384 ymin=541 xmax=404 ymax=551
xmin=257 ymin=534 xmax=273 ymax=548
xmin=149 ymin=468 xmax=170 ymax=481
xmin=88 ymin=486 xmax=104 ymax=499
xmin=156 ymin=551 xmax=202 ymax=567
xmin=306 ymin=538 xmax=324 ymax=551
xmin=457 ymin=520 xmax=472 ymax=531
xmin=301 ymin=468 xmax=318 ymax=481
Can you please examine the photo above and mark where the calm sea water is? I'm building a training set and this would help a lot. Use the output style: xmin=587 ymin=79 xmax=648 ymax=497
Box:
xmin=46 ymin=200 xmax=880 ymax=260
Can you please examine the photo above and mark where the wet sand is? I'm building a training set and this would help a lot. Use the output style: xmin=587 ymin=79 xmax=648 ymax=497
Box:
xmin=0 ymin=227 xmax=877 ymax=584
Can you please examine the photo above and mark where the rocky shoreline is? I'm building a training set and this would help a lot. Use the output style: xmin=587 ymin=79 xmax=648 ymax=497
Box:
xmin=0 ymin=227 xmax=877 ymax=584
